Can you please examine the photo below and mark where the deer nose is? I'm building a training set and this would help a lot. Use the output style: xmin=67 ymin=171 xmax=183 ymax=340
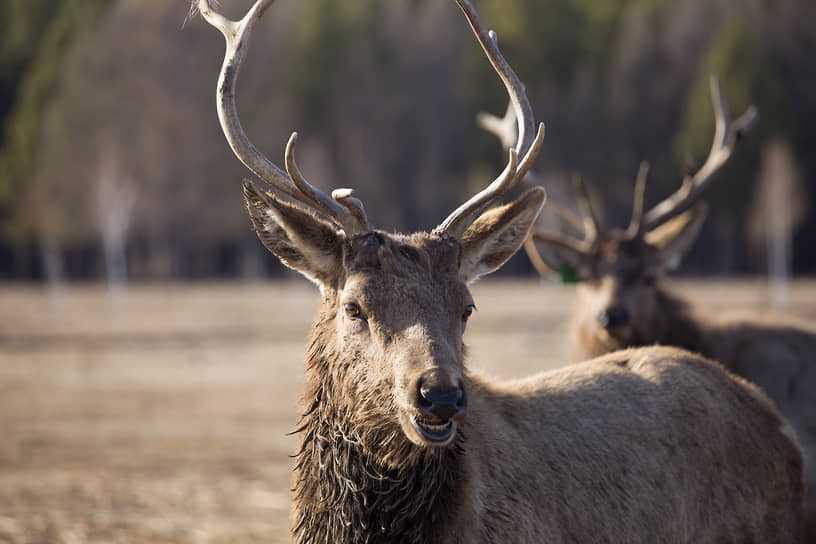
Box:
xmin=417 ymin=378 xmax=466 ymax=421
xmin=597 ymin=306 xmax=630 ymax=330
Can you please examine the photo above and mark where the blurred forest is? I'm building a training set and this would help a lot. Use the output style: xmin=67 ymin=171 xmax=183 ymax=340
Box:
xmin=0 ymin=0 xmax=813 ymax=281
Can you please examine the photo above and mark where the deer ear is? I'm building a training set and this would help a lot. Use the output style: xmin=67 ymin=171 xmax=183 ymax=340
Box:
xmin=646 ymin=204 xmax=708 ymax=271
xmin=459 ymin=188 xmax=546 ymax=284
xmin=243 ymin=182 xmax=343 ymax=288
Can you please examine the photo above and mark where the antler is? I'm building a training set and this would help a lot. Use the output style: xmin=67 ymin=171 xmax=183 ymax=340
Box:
xmin=524 ymin=78 xmax=754 ymax=275
xmin=478 ymin=103 xmax=594 ymax=265
xmin=626 ymin=161 xmax=651 ymax=237
xmin=435 ymin=0 xmax=546 ymax=238
xmin=477 ymin=102 xmax=596 ymax=268
xmin=528 ymin=175 xmax=598 ymax=260
xmin=572 ymin=175 xmax=600 ymax=243
xmin=641 ymin=77 xmax=757 ymax=232
xmin=197 ymin=0 xmax=370 ymax=235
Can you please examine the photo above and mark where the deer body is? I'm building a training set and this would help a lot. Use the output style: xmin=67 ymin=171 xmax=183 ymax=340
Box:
xmin=571 ymin=284 xmax=816 ymax=534
xmin=196 ymin=0 xmax=804 ymax=541
xmin=514 ymin=80 xmax=814 ymax=539
xmin=296 ymin=294 xmax=803 ymax=543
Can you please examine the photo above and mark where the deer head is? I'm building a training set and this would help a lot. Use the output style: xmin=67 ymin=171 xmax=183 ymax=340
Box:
xmin=197 ymin=0 xmax=545 ymax=453
xmin=489 ymin=79 xmax=756 ymax=352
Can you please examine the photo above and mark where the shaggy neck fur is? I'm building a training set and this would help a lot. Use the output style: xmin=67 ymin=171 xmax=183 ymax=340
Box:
xmin=291 ymin=308 xmax=466 ymax=544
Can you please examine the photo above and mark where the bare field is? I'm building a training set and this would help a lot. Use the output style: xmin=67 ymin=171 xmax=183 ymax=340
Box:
xmin=1 ymin=279 xmax=815 ymax=543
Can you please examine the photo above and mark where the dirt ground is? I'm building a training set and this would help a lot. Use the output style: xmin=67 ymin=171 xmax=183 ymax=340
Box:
xmin=1 ymin=279 xmax=815 ymax=543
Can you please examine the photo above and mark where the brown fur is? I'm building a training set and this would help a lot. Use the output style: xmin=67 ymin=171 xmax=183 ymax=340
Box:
xmin=566 ymin=248 xmax=816 ymax=541
xmin=571 ymin=283 xmax=704 ymax=360
xmin=294 ymin=297 xmax=804 ymax=543
xmin=243 ymin=186 xmax=803 ymax=543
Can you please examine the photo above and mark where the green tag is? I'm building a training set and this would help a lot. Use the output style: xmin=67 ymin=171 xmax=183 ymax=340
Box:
xmin=559 ymin=264 xmax=579 ymax=284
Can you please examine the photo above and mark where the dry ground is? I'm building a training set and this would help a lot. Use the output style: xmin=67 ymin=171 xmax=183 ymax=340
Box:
xmin=1 ymin=279 xmax=815 ymax=543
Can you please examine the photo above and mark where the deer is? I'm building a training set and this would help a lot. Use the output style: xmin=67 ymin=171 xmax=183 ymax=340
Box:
xmin=196 ymin=1 xmax=803 ymax=541
xmin=487 ymin=79 xmax=815 ymax=540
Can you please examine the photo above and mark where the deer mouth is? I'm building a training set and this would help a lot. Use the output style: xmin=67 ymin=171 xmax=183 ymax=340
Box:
xmin=411 ymin=414 xmax=456 ymax=445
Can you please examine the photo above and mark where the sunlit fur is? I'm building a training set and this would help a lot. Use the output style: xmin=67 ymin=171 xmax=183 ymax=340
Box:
xmin=568 ymin=235 xmax=816 ymax=541
xmin=244 ymin=187 xmax=803 ymax=543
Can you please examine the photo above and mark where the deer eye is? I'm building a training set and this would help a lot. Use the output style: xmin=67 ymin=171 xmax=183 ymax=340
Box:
xmin=344 ymin=303 xmax=366 ymax=321
xmin=462 ymin=304 xmax=476 ymax=322
xmin=642 ymin=273 xmax=657 ymax=287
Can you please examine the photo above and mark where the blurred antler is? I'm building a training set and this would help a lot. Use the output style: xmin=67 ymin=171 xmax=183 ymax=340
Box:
xmin=518 ymin=174 xmax=599 ymax=276
xmin=572 ymin=175 xmax=600 ymax=244
xmin=477 ymin=101 xmax=517 ymax=152
xmin=641 ymin=77 xmax=757 ymax=232
xmin=626 ymin=161 xmax=651 ymax=237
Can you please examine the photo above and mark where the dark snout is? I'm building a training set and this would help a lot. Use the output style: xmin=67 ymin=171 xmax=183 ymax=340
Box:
xmin=407 ymin=370 xmax=466 ymax=446
xmin=418 ymin=379 xmax=466 ymax=421
xmin=597 ymin=305 xmax=630 ymax=331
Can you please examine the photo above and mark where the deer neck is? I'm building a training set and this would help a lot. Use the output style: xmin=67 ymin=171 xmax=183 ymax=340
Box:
xmin=649 ymin=287 xmax=707 ymax=355
xmin=290 ymin=312 xmax=466 ymax=544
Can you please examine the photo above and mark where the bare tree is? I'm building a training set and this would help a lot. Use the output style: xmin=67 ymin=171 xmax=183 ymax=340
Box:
xmin=748 ymin=138 xmax=807 ymax=310
xmin=94 ymin=142 xmax=137 ymax=292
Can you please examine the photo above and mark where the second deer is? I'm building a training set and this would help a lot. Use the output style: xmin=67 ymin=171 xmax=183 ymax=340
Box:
xmin=492 ymin=80 xmax=816 ymax=540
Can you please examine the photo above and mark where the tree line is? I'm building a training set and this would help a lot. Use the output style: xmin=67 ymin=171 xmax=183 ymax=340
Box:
xmin=0 ymin=0 xmax=813 ymax=281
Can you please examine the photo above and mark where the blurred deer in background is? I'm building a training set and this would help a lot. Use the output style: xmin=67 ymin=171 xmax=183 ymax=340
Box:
xmin=198 ymin=1 xmax=803 ymax=541
xmin=487 ymin=79 xmax=815 ymax=540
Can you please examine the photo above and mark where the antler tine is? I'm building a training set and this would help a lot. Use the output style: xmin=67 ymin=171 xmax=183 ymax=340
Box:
xmin=436 ymin=0 xmax=546 ymax=237
xmin=523 ymin=227 xmax=593 ymax=276
xmin=524 ymin=174 xmax=598 ymax=277
xmin=456 ymin=0 xmax=535 ymax=159
xmin=436 ymin=149 xmax=520 ymax=235
xmin=478 ymin=100 xmax=557 ymax=194
xmin=642 ymin=77 xmax=757 ymax=232
xmin=284 ymin=133 xmax=370 ymax=232
xmin=523 ymin=238 xmax=554 ymax=276
xmin=532 ymin=230 xmax=593 ymax=255
xmin=546 ymin=201 xmax=586 ymax=235
xmin=198 ymin=0 xmax=367 ymax=235
xmin=627 ymin=161 xmax=650 ymax=237
xmin=332 ymin=189 xmax=370 ymax=232
xmin=572 ymin=175 xmax=600 ymax=245
xmin=477 ymin=101 xmax=517 ymax=151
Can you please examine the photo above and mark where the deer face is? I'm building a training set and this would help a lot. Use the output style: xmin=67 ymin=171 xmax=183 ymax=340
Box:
xmin=492 ymin=79 xmax=754 ymax=355
xmin=530 ymin=207 xmax=707 ymax=352
xmin=573 ymin=234 xmax=664 ymax=349
xmin=333 ymin=234 xmax=473 ymax=447
xmin=244 ymin=188 xmax=545 ymax=449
